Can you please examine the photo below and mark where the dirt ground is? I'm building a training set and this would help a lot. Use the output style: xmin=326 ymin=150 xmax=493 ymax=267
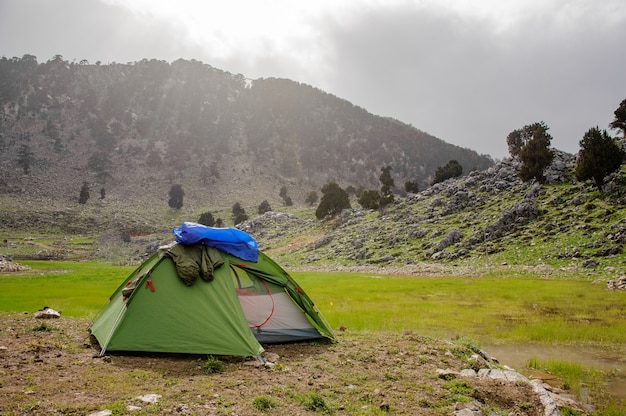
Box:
xmin=0 ymin=313 xmax=558 ymax=416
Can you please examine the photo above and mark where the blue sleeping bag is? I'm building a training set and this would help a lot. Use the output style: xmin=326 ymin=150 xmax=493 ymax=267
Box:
xmin=172 ymin=222 xmax=259 ymax=262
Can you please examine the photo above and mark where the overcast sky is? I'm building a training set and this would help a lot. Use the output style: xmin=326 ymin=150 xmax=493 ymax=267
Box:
xmin=1 ymin=0 xmax=625 ymax=159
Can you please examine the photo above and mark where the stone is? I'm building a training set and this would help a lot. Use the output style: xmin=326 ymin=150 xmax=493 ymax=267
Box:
xmin=436 ymin=368 xmax=459 ymax=379
xmin=136 ymin=394 xmax=162 ymax=404
xmin=34 ymin=307 xmax=61 ymax=319
xmin=459 ymin=369 xmax=477 ymax=378
xmin=88 ymin=411 xmax=112 ymax=416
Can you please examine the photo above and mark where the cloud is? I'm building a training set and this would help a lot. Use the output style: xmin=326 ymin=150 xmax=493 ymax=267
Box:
xmin=0 ymin=0 xmax=205 ymax=63
xmin=313 ymin=2 xmax=626 ymax=157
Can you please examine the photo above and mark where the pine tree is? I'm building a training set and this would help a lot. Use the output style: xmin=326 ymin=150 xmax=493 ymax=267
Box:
xmin=379 ymin=166 xmax=395 ymax=209
xmin=78 ymin=182 xmax=90 ymax=204
xmin=431 ymin=160 xmax=463 ymax=185
xmin=168 ymin=184 xmax=184 ymax=209
xmin=17 ymin=144 xmax=35 ymax=174
xmin=232 ymin=202 xmax=248 ymax=225
xmin=305 ymin=191 xmax=318 ymax=206
xmin=518 ymin=124 xmax=554 ymax=183
xmin=315 ymin=182 xmax=351 ymax=219
xmin=279 ymin=186 xmax=292 ymax=206
xmin=404 ymin=180 xmax=419 ymax=193
xmin=506 ymin=122 xmax=544 ymax=158
xmin=575 ymin=127 xmax=625 ymax=190
xmin=609 ymin=98 xmax=626 ymax=139
xmin=198 ymin=212 xmax=215 ymax=226
xmin=258 ymin=200 xmax=272 ymax=214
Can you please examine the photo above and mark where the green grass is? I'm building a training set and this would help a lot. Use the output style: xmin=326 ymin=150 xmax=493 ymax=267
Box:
xmin=251 ymin=394 xmax=279 ymax=412
xmin=293 ymin=271 xmax=626 ymax=346
xmin=201 ymin=356 xmax=225 ymax=374
xmin=0 ymin=260 xmax=134 ymax=317
xmin=3 ymin=263 xmax=625 ymax=348
xmin=527 ymin=357 xmax=603 ymax=397
xmin=525 ymin=356 xmax=623 ymax=415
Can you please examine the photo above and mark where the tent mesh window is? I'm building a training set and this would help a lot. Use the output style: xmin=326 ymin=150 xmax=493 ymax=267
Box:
xmin=230 ymin=265 xmax=275 ymax=329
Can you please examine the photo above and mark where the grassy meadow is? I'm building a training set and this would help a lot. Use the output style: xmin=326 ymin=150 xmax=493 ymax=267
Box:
xmin=292 ymin=271 xmax=626 ymax=347
xmin=2 ymin=260 xmax=626 ymax=414
xmin=2 ymin=260 xmax=625 ymax=346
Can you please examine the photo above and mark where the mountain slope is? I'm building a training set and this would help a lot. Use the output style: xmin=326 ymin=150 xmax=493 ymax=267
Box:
xmin=240 ymin=151 xmax=626 ymax=279
xmin=0 ymin=56 xmax=492 ymax=210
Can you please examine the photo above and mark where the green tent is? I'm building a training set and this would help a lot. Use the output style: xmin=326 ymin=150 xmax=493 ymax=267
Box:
xmin=90 ymin=243 xmax=335 ymax=357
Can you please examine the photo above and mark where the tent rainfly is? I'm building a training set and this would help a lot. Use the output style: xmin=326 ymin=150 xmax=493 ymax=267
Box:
xmin=89 ymin=222 xmax=335 ymax=357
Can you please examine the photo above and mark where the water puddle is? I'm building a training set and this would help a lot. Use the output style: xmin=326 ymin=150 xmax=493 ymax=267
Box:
xmin=482 ymin=343 xmax=626 ymax=401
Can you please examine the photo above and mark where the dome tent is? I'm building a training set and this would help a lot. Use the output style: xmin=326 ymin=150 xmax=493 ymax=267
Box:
xmin=89 ymin=222 xmax=335 ymax=356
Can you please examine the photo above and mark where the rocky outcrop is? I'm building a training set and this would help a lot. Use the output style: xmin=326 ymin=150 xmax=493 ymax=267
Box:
xmin=441 ymin=362 xmax=593 ymax=416
xmin=0 ymin=255 xmax=30 ymax=272
xmin=267 ymin=150 xmax=583 ymax=266
xmin=238 ymin=212 xmax=314 ymax=237
xmin=607 ymin=276 xmax=626 ymax=290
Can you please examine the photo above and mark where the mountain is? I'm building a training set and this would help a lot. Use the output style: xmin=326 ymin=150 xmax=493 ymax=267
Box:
xmin=0 ymin=55 xmax=492 ymax=212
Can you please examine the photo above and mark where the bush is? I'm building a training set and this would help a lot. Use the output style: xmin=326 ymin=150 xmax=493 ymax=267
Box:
xmin=168 ymin=184 xmax=184 ymax=209
xmin=315 ymin=182 xmax=351 ymax=219
xmin=305 ymin=191 xmax=318 ymax=206
xmin=258 ymin=200 xmax=272 ymax=214
xmin=252 ymin=395 xmax=278 ymax=412
xmin=405 ymin=180 xmax=419 ymax=193
xmin=78 ymin=181 xmax=90 ymax=204
xmin=358 ymin=189 xmax=380 ymax=210
xmin=232 ymin=202 xmax=248 ymax=225
xmin=198 ymin=212 xmax=215 ymax=226
xmin=301 ymin=392 xmax=332 ymax=412
xmin=120 ymin=232 xmax=131 ymax=243
xmin=201 ymin=356 xmax=224 ymax=374
xmin=431 ymin=160 xmax=463 ymax=185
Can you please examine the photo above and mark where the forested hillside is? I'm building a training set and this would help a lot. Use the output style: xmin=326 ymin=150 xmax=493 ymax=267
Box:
xmin=0 ymin=55 xmax=492 ymax=210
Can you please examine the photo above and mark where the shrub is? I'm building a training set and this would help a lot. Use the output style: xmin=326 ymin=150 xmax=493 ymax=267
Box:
xmin=198 ymin=211 xmax=215 ymax=226
xmin=358 ymin=189 xmax=380 ymax=210
xmin=252 ymin=395 xmax=278 ymax=412
xmin=232 ymin=202 xmax=248 ymax=225
xmin=432 ymin=160 xmax=463 ymax=185
xmin=302 ymin=392 xmax=332 ymax=412
xmin=305 ymin=191 xmax=318 ymax=206
xmin=404 ymin=180 xmax=419 ymax=193
xmin=168 ymin=184 xmax=184 ymax=209
xmin=258 ymin=200 xmax=272 ymax=214
xmin=78 ymin=181 xmax=90 ymax=204
xmin=31 ymin=322 xmax=57 ymax=332
xmin=315 ymin=182 xmax=350 ymax=219
xmin=201 ymin=356 xmax=224 ymax=374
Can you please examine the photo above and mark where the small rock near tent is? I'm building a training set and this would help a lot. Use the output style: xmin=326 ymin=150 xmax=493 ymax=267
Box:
xmin=89 ymin=222 xmax=335 ymax=357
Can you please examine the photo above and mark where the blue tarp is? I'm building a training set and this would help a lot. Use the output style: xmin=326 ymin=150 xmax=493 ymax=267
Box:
xmin=172 ymin=222 xmax=259 ymax=262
